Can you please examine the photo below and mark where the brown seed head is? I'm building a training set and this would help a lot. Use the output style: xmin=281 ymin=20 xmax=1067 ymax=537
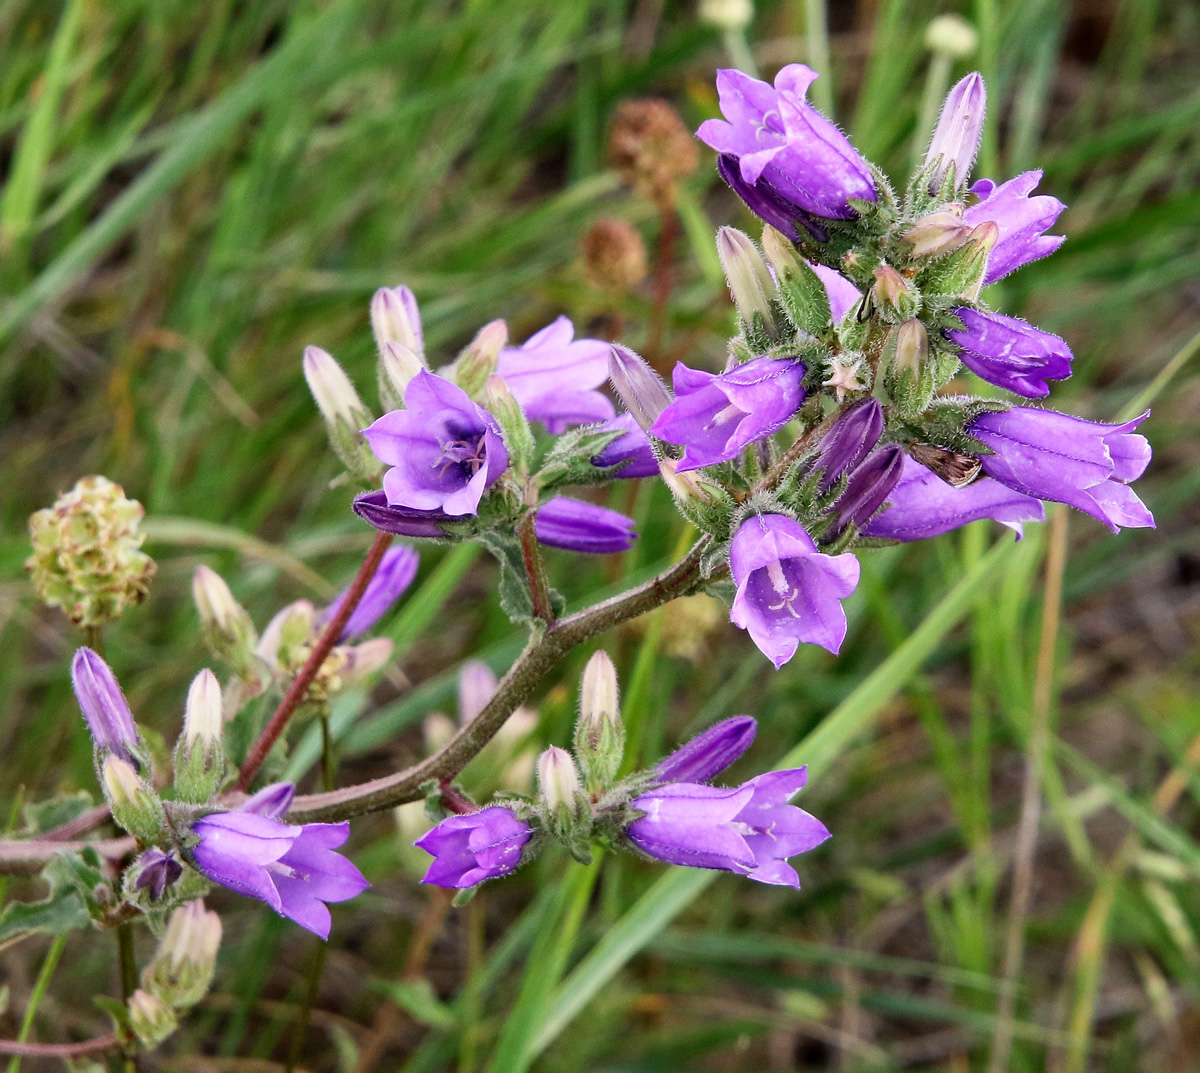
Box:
xmin=581 ymin=217 xmax=648 ymax=292
xmin=608 ymin=98 xmax=699 ymax=200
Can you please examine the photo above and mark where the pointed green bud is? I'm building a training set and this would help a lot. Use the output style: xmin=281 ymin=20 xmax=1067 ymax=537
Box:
xmin=370 ymin=286 xmax=424 ymax=359
xmin=573 ymin=650 xmax=624 ymax=791
xmin=659 ymin=458 xmax=737 ymax=539
xmin=901 ymin=209 xmax=973 ymax=258
xmin=761 ymin=225 xmax=835 ymax=336
xmin=537 ymin=746 xmax=585 ymax=841
xmin=484 ymin=374 xmax=535 ymax=477
xmin=303 ymin=346 xmax=379 ymax=480
xmin=173 ymin=670 xmax=225 ymax=804
xmin=884 ymin=319 xmax=935 ymax=418
xmin=141 ymin=900 xmax=222 ymax=1010
xmin=377 ymin=341 xmax=424 ymax=412
xmin=450 ymin=320 xmax=507 ymax=399
xmin=919 ymin=220 xmax=997 ymax=300
xmin=192 ymin=566 xmax=263 ymax=688
xmin=103 ymin=755 xmax=162 ymax=843
xmin=128 ymin=989 xmax=178 ymax=1048
xmin=717 ymin=226 xmax=777 ymax=341
xmin=872 ymin=265 xmax=921 ymax=321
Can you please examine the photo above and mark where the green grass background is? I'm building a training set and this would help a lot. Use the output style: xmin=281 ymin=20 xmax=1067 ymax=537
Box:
xmin=1 ymin=0 xmax=1199 ymax=1069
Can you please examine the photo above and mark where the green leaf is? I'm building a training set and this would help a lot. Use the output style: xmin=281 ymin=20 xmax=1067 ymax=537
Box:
xmin=370 ymin=978 xmax=455 ymax=1031
xmin=21 ymin=792 xmax=94 ymax=836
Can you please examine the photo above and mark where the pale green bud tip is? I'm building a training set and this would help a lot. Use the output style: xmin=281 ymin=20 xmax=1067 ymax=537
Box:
xmin=901 ymin=209 xmax=973 ymax=257
xmin=183 ymin=670 xmax=222 ymax=747
xmin=453 ymin=320 xmax=508 ymax=396
xmin=370 ymin=286 xmax=423 ymax=357
xmin=760 ymin=225 xmax=800 ymax=277
xmin=872 ymin=266 xmax=914 ymax=309
xmin=103 ymin=755 xmax=145 ymax=808
xmin=26 ymin=475 xmax=155 ymax=628
xmin=380 ymin=341 xmax=424 ymax=398
xmin=925 ymin=13 xmax=978 ymax=59
xmin=303 ymin=346 xmax=367 ymax=426
xmin=659 ymin=457 xmax=713 ymax=505
xmin=717 ymin=226 xmax=775 ymax=327
xmin=579 ymin=650 xmax=620 ymax=736
xmin=159 ymin=899 xmax=222 ymax=970
xmin=128 ymin=989 xmax=178 ymax=1047
xmin=894 ymin=319 xmax=930 ymax=375
xmin=537 ymin=747 xmax=581 ymax=810
xmin=699 ymin=0 xmax=753 ymax=32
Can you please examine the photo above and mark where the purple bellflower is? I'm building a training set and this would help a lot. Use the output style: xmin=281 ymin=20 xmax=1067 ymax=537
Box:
xmin=963 ymin=171 xmax=1066 ymax=285
xmin=729 ymin=514 xmax=861 ymax=667
xmin=323 ymin=545 xmax=419 ymax=641
xmin=362 ymin=371 xmax=508 ymax=517
xmin=810 ymin=262 xmax=862 ymax=323
xmin=698 ymin=65 xmax=876 ymax=234
xmin=591 ymin=413 xmax=659 ymax=478
xmin=352 ymin=490 xmax=456 ymax=540
xmin=862 ymin=454 xmax=1045 ymax=541
xmin=628 ymin=767 xmax=829 ymax=887
xmin=969 ymin=408 xmax=1154 ymax=532
xmin=654 ymin=715 xmax=757 ymax=784
xmin=415 ymin=805 xmax=532 ymax=888
xmin=815 ymin=398 xmax=884 ymax=492
xmin=651 ymin=357 xmax=806 ymax=472
xmin=72 ymin=647 xmax=139 ymax=764
xmin=924 ymin=73 xmax=986 ymax=191
xmin=947 ymin=308 xmax=1073 ymax=398
xmin=190 ymin=784 xmax=369 ymax=940
xmin=535 ymin=496 xmax=637 ymax=554
xmin=497 ymin=317 xmax=614 ymax=433
xmin=827 ymin=444 xmax=905 ymax=536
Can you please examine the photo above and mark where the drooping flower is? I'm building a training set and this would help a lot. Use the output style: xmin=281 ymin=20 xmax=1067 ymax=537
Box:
xmin=415 ymin=806 xmax=533 ymax=888
xmin=651 ymin=357 xmax=806 ymax=472
xmin=654 ymin=715 xmax=757 ymax=784
xmin=627 ymin=767 xmax=829 ymax=887
xmin=729 ymin=513 xmax=860 ymax=666
xmin=946 ymin=308 xmax=1073 ymax=398
xmin=590 ymin=413 xmax=659 ymax=478
xmin=862 ymin=454 xmax=1045 ymax=541
xmin=535 ymin=497 xmax=637 ymax=554
xmin=969 ymin=407 xmax=1154 ymax=532
xmin=352 ymin=490 xmax=457 ymax=540
xmin=189 ymin=785 xmax=369 ymax=940
xmin=923 ymin=72 xmax=986 ymax=191
xmin=322 ymin=545 xmax=419 ymax=640
xmin=71 ymin=647 xmax=140 ymax=764
xmin=697 ymin=65 xmax=877 ymax=233
xmin=497 ymin=317 xmax=614 ymax=433
xmin=963 ymin=170 xmax=1066 ymax=285
xmin=362 ymin=371 xmax=508 ymax=517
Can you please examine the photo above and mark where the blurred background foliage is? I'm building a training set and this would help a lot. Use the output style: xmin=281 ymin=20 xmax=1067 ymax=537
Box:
xmin=1 ymin=0 xmax=1198 ymax=1069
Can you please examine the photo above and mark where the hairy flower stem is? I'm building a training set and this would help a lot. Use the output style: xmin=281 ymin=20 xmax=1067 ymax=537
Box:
xmin=0 ymin=1035 xmax=119 ymax=1058
xmin=237 ymin=531 xmax=394 ymax=791
xmin=286 ymin=535 xmax=712 ymax=822
xmin=646 ymin=191 xmax=679 ymax=366
xmin=516 ymin=510 xmax=555 ymax=624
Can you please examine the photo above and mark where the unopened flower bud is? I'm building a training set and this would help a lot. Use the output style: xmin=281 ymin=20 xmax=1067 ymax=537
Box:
xmin=658 ymin=458 xmax=736 ymax=538
xmin=341 ymin=637 xmax=394 ymax=683
xmin=132 ymin=848 xmax=183 ymax=902
xmin=827 ymin=445 xmax=905 ymax=537
xmin=370 ymin=285 xmax=424 ymax=359
xmin=378 ymin=341 xmax=425 ymax=411
xmin=128 ymin=988 xmax=178 ymax=1048
xmin=451 ymin=320 xmax=508 ymax=399
xmin=717 ymin=226 xmax=777 ymax=338
xmin=655 ymin=715 xmax=757 ymax=783
xmin=484 ymin=374 xmax=535 ymax=476
xmin=256 ymin=599 xmax=316 ymax=676
xmin=174 ymin=669 xmax=225 ymax=804
xmin=26 ymin=475 xmax=155 ymax=628
xmin=885 ymin=319 xmax=934 ymax=417
xmin=872 ymin=265 xmax=920 ymax=320
xmin=902 ymin=208 xmax=973 ymax=258
xmin=920 ymin=219 xmax=998 ymax=300
xmin=893 ymin=318 xmax=929 ymax=376
xmin=699 ymin=0 xmax=753 ymax=32
xmin=192 ymin=566 xmax=261 ymax=683
xmin=581 ymin=217 xmax=648 ymax=293
xmin=303 ymin=346 xmax=378 ymax=479
xmin=816 ymin=398 xmax=885 ymax=493
xmin=608 ymin=98 xmax=699 ymax=201
xmin=142 ymin=900 xmax=222 ymax=1010
xmin=542 ymin=748 xmax=583 ymax=816
xmin=608 ymin=345 xmax=672 ymax=432
xmin=924 ymin=73 xmax=986 ymax=192
xmin=925 ymin=13 xmax=979 ymax=59
xmin=71 ymin=648 xmax=141 ymax=767
xmin=574 ymin=651 xmax=624 ymax=790
xmin=103 ymin=755 xmax=162 ymax=843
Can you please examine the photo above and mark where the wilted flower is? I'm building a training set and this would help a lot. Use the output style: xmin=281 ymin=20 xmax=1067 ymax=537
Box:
xmin=362 ymin=371 xmax=508 ymax=517
xmin=946 ymin=308 xmax=1073 ymax=398
xmin=352 ymin=490 xmax=458 ymax=539
xmin=133 ymin=848 xmax=184 ymax=901
xmin=415 ymin=806 xmax=533 ymax=888
xmin=729 ymin=513 xmax=860 ymax=666
xmin=627 ymin=767 xmax=829 ymax=886
xmin=969 ymin=407 xmax=1154 ymax=532
xmin=651 ymin=357 xmax=807 ymax=472
xmin=826 ymin=444 xmax=905 ymax=536
xmin=535 ymin=497 xmax=637 ymax=554
xmin=963 ymin=170 xmax=1066 ymax=285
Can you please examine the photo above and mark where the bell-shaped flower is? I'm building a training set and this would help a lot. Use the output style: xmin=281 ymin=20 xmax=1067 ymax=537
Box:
xmin=415 ymin=806 xmax=533 ymax=888
xmin=497 ymin=317 xmax=614 ymax=433
xmin=535 ymin=496 xmax=637 ymax=554
xmin=729 ymin=514 xmax=860 ymax=667
xmin=947 ymin=308 xmax=1073 ymax=398
xmin=969 ymin=407 xmax=1154 ymax=532
xmin=362 ymin=371 xmax=508 ymax=517
xmin=697 ymin=65 xmax=876 ymax=231
xmin=627 ymin=767 xmax=829 ymax=887
xmin=862 ymin=454 xmax=1045 ymax=541
xmin=189 ymin=791 xmax=369 ymax=940
xmin=963 ymin=170 xmax=1066 ymax=285
xmin=651 ymin=357 xmax=806 ymax=472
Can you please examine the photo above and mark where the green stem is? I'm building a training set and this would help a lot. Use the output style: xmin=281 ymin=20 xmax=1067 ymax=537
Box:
xmin=913 ymin=52 xmax=953 ymax=171
xmin=285 ymin=941 xmax=329 ymax=1073
xmin=4 ymin=935 xmax=67 ymax=1073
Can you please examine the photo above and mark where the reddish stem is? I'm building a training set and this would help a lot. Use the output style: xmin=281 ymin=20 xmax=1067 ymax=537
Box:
xmin=236 ymin=531 xmax=394 ymax=791
xmin=645 ymin=190 xmax=678 ymax=367
xmin=0 ymin=1034 xmax=118 ymax=1057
